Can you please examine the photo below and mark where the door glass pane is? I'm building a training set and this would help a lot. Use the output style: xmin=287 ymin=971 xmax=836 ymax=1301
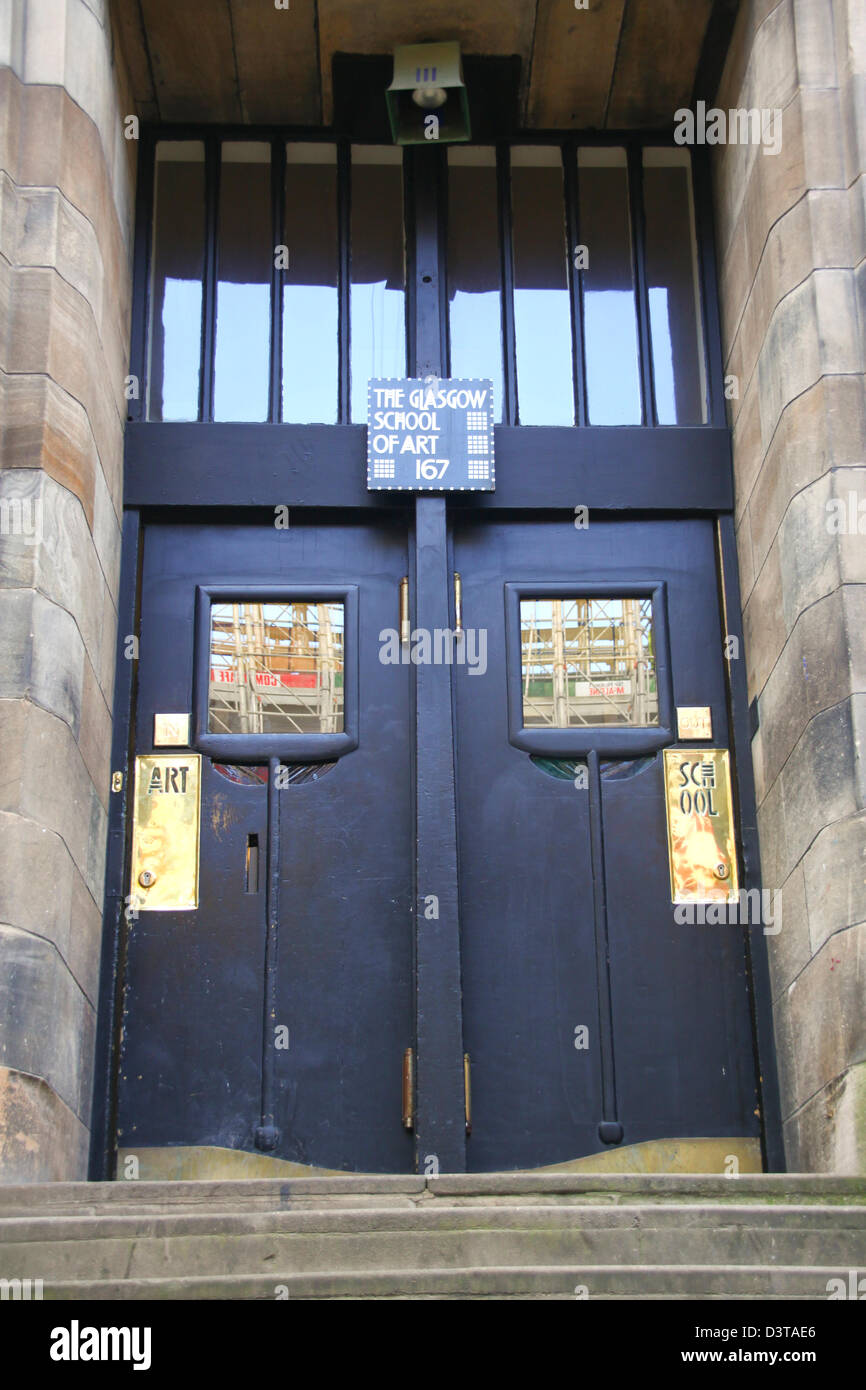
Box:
xmin=520 ymin=597 xmax=657 ymax=727
xmin=209 ymin=601 xmax=344 ymax=735
xmin=577 ymin=149 xmax=641 ymax=425
xmin=511 ymin=147 xmax=573 ymax=425
xmin=282 ymin=144 xmax=338 ymax=423
xmin=447 ymin=147 xmax=503 ymax=422
xmin=643 ymin=149 xmax=707 ymax=424
xmin=148 ymin=141 xmax=205 ymax=421
xmin=351 ymin=147 xmax=405 ymax=422
xmin=214 ymin=142 xmax=271 ymax=422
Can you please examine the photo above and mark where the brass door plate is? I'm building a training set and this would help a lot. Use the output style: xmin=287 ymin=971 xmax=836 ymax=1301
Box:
xmin=677 ymin=706 xmax=712 ymax=740
xmin=663 ymin=748 xmax=738 ymax=903
xmin=153 ymin=713 xmax=191 ymax=747
xmin=130 ymin=754 xmax=201 ymax=911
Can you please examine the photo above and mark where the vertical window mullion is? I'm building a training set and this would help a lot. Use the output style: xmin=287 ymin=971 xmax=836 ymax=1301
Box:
xmin=337 ymin=139 xmax=351 ymax=425
xmin=269 ymin=137 xmax=285 ymax=424
xmin=627 ymin=142 xmax=656 ymax=428
xmin=200 ymin=136 xmax=220 ymax=423
xmin=563 ymin=137 xmax=588 ymax=428
xmin=496 ymin=144 xmax=518 ymax=427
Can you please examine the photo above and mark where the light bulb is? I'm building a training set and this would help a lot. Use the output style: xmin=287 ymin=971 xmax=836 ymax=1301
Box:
xmin=412 ymin=85 xmax=448 ymax=110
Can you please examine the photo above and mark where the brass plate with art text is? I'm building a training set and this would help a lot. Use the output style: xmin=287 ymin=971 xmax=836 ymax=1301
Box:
xmin=130 ymin=755 xmax=201 ymax=911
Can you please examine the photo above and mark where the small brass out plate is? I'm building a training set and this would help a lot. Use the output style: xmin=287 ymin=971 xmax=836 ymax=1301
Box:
xmin=677 ymin=705 xmax=712 ymax=740
xmin=663 ymin=748 xmax=738 ymax=903
xmin=153 ymin=713 xmax=191 ymax=747
xmin=130 ymin=755 xmax=201 ymax=911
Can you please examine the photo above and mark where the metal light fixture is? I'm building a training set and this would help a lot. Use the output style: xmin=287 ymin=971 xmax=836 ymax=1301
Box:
xmin=386 ymin=41 xmax=471 ymax=145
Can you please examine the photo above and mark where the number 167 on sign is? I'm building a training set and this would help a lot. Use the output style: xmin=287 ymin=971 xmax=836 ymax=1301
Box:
xmin=416 ymin=459 xmax=450 ymax=481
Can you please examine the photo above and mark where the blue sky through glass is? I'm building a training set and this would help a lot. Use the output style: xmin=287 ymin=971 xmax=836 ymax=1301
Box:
xmin=214 ymin=282 xmax=270 ymax=421
xmin=584 ymin=290 xmax=642 ymax=424
xmin=351 ymin=282 xmax=405 ymax=421
xmin=160 ymin=278 xmax=202 ymax=420
xmin=648 ymin=287 xmax=676 ymax=424
xmin=283 ymin=285 xmax=338 ymax=423
xmin=449 ymin=290 xmax=503 ymax=422
xmin=514 ymin=289 xmax=573 ymax=425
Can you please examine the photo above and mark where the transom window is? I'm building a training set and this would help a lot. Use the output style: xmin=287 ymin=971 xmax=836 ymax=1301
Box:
xmin=144 ymin=136 xmax=708 ymax=428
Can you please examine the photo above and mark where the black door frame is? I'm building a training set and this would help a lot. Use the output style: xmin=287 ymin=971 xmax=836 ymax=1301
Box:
xmin=89 ymin=124 xmax=784 ymax=1178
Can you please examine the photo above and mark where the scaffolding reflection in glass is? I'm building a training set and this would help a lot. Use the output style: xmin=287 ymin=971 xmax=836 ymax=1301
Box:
xmin=208 ymin=601 xmax=344 ymax=735
xmin=520 ymin=597 xmax=657 ymax=727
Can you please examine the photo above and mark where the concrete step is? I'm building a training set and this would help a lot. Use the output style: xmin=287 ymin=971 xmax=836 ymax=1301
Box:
xmin=1 ymin=1173 xmax=864 ymax=1218
xmin=2 ymin=1206 xmax=866 ymax=1280
xmin=2 ymin=1175 xmax=864 ymax=1300
xmin=31 ymin=1265 xmax=858 ymax=1300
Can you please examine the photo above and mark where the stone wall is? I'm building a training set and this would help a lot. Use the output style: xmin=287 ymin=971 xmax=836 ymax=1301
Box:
xmin=0 ymin=0 xmax=135 ymax=1179
xmin=714 ymin=0 xmax=866 ymax=1171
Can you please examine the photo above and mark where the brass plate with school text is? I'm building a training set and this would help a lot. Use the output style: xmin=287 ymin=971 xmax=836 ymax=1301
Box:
xmin=130 ymin=755 xmax=201 ymax=910
xmin=663 ymin=748 xmax=738 ymax=904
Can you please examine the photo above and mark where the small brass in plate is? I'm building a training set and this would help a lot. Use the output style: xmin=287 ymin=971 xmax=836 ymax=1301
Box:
xmin=154 ymin=713 xmax=191 ymax=747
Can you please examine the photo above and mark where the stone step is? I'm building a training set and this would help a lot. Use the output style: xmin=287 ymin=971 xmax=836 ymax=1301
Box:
xmin=6 ymin=1231 xmax=864 ymax=1281
xmin=3 ymin=1207 xmax=864 ymax=1280
xmin=5 ymin=1201 xmax=866 ymax=1240
xmin=3 ymin=1176 xmax=863 ymax=1300
xmin=32 ymin=1264 xmax=854 ymax=1300
xmin=1 ymin=1173 xmax=864 ymax=1218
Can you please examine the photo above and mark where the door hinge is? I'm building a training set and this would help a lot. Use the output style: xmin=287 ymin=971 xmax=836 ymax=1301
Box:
xmin=464 ymin=1052 xmax=471 ymax=1135
xmin=400 ymin=575 xmax=410 ymax=646
xmin=402 ymin=1047 xmax=414 ymax=1130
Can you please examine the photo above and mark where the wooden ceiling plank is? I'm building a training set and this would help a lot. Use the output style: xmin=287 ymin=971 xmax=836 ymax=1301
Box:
xmin=117 ymin=0 xmax=728 ymax=132
xmin=111 ymin=0 xmax=158 ymax=119
xmin=607 ymin=0 xmax=715 ymax=129
xmin=525 ymin=0 xmax=628 ymax=130
xmin=139 ymin=0 xmax=242 ymax=123
xmin=228 ymin=0 xmax=321 ymax=125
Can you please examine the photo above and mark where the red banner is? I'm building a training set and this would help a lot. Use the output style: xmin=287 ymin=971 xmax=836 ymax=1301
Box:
xmin=210 ymin=668 xmax=317 ymax=689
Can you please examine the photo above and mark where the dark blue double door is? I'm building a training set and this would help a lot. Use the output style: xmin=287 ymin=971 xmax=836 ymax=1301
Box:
xmin=116 ymin=509 xmax=761 ymax=1173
